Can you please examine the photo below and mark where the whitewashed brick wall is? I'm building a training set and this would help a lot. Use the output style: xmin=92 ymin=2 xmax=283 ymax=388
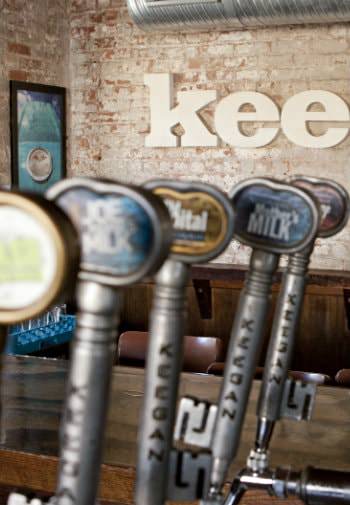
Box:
xmin=69 ymin=1 xmax=350 ymax=269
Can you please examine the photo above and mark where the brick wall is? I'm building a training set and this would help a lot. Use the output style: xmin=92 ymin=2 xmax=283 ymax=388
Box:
xmin=69 ymin=1 xmax=350 ymax=269
xmin=2 ymin=1 xmax=350 ymax=269
xmin=0 ymin=0 xmax=69 ymax=185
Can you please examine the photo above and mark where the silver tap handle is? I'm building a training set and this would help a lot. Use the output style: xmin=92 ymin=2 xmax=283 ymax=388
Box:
xmin=210 ymin=249 xmax=279 ymax=494
xmin=47 ymin=178 xmax=172 ymax=505
xmin=257 ymin=248 xmax=311 ymax=427
xmin=56 ymin=280 xmax=122 ymax=505
xmin=135 ymin=259 xmax=189 ymax=505
xmin=209 ymin=177 xmax=319 ymax=497
xmin=137 ymin=178 xmax=235 ymax=505
xmin=256 ymin=176 xmax=350 ymax=450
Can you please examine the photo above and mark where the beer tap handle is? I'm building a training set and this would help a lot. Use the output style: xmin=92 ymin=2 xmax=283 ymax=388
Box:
xmin=55 ymin=280 xmax=122 ymax=505
xmin=208 ymin=178 xmax=319 ymax=499
xmin=47 ymin=178 xmax=172 ymax=505
xmin=255 ymin=248 xmax=311 ymax=452
xmin=210 ymin=248 xmax=279 ymax=496
xmin=137 ymin=179 xmax=235 ymax=505
xmin=255 ymin=177 xmax=349 ymax=458
xmin=136 ymin=259 xmax=189 ymax=505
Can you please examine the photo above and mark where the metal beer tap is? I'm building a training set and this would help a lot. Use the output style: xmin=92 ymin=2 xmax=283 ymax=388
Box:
xmin=224 ymin=466 xmax=350 ymax=505
xmin=135 ymin=179 xmax=234 ymax=505
xmin=206 ymin=178 xmax=319 ymax=504
xmin=223 ymin=177 xmax=349 ymax=505
xmin=253 ymin=177 xmax=350 ymax=467
xmin=46 ymin=178 xmax=172 ymax=505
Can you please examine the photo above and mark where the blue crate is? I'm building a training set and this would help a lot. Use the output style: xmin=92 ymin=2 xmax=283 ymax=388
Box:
xmin=6 ymin=315 xmax=76 ymax=355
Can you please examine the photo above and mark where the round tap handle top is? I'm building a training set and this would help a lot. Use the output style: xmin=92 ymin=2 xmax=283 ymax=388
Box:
xmin=229 ymin=177 xmax=319 ymax=255
xmin=0 ymin=190 xmax=80 ymax=325
xmin=46 ymin=177 xmax=172 ymax=286
xmin=289 ymin=176 xmax=350 ymax=238
xmin=144 ymin=179 xmax=234 ymax=264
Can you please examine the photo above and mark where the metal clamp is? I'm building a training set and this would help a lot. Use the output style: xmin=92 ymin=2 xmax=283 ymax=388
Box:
xmin=174 ymin=396 xmax=217 ymax=449
xmin=167 ymin=449 xmax=212 ymax=501
xmin=279 ymin=378 xmax=317 ymax=421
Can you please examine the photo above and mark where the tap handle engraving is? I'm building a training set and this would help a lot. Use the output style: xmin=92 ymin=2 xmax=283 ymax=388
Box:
xmin=257 ymin=251 xmax=310 ymax=426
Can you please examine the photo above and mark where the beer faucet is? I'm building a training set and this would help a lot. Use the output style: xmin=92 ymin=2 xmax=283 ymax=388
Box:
xmin=225 ymin=466 xmax=350 ymax=505
xmin=253 ymin=177 xmax=349 ymax=466
xmin=206 ymin=178 xmax=319 ymax=504
xmin=135 ymin=179 xmax=234 ymax=505
xmin=223 ymin=177 xmax=349 ymax=505
xmin=46 ymin=178 xmax=172 ymax=505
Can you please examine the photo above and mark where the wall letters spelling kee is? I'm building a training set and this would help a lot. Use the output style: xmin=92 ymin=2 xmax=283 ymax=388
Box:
xmin=144 ymin=73 xmax=350 ymax=149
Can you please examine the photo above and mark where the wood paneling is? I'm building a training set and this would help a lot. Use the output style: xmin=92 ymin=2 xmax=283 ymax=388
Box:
xmin=121 ymin=264 xmax=350 ymax=377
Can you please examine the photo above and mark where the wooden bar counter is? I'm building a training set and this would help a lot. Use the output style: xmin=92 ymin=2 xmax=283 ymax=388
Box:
xmin=0 ymin=355 xmax=349 ymax=504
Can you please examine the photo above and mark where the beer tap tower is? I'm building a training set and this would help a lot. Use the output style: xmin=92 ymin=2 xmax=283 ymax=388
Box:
xmin=136 ymin=179 xmax=235 ymax=505
xmin=46 ymin=178 xmax=172 ymax=505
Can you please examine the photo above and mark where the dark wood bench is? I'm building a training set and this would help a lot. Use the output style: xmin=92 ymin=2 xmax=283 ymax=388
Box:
xmin=121 ymin=263 xmax=350 ymax=378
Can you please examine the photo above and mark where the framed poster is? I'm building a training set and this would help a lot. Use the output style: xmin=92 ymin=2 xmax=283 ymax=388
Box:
xmin=10 ymin=81 xmax=66 ymax=194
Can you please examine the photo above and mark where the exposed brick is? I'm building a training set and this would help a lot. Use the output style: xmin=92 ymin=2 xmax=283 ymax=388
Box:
xmin=8 ymin=69 xmax=29 ymax=81
xmin=2 ymin=0 xmax=350 ymax=269
xmin=68 ymin=5 xmax=350 ymax=269
xmin=7 ymin=42 xmax=30 ymax=56
xmin=1 ymin=0 xmax=69 ymax=189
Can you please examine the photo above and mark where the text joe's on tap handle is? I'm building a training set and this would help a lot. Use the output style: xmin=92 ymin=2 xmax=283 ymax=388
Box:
xmin=206 ymin=178 xmax=319 ymax=505
xmin=136 ymin=179 xmax=235 ymax=505
xmin=45 ymin=177 xmax=172 ymax=505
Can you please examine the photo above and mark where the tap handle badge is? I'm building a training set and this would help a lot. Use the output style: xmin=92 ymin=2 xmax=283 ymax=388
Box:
xmin=229 ymin=178 xmax=319 ymax=254
xmin=47 ymin=178 xmax=172 ymax=286
xmin=0 ymin=191 xmax=79 ymax=324
xmin=290 ymin=176 xmax=349 ymax=238
xmin=144 ymin=179 xmax=234 ymax=263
